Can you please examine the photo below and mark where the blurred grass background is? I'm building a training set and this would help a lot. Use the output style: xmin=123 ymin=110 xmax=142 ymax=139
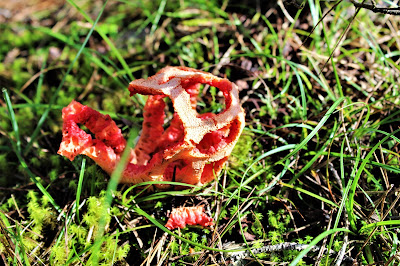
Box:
xmin=0 ymin=0 xmax=400 ymax=265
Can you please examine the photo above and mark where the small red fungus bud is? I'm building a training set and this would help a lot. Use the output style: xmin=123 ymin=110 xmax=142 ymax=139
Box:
xmin=58 ymin=66 xmax=245 ymax=189
xmin=165 ymin=206 xmax=214 ymax=229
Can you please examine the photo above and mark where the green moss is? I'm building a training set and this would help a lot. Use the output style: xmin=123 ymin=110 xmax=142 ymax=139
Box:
xmin=267 ymin=209 xmax=292 ymax=245
xmin=17 ymin=164 xmax=28 ymax=177
xmin=22 ymin=237 xmax=39 ymax=254
xmin=231 ymin=132 xmax=256 ymax=168
xmin=251 ymin=212 xmax=265 ymax=238
xmin=49 ymin=169 xmax=58 ymax=181
xmin=26 ymin=191 xmax=56 ymax=240
xmin=99 ymin=237 xmax=130 ymax=263
xmin=30 ymin=157 xmax=41 ymax=168
xmin=69 ymin=224 xmax=88 ymax=245
xmin=52 ymin=244 xmax=68 ymax=265
xmin=49 ymin=193 xmax=130 ymax=264
xmin=0 ymin=197 xmax=14 ymax=212
xmin=57 ymin=89 xmax=75 ymax=107
xmin=69 ymin=180 xmax=77 ymax=190
xmin=0 ymin=154 xmax=9 ymax=176
xmin=83 ymin=196 xmax=111 ymax=233
xmin=102 ymin=97 xmax=118 ymax=113
xmin=15 ymin=107 xmax=35 ymax=136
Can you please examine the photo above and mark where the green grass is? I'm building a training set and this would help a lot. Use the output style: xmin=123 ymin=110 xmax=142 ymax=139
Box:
xmin=1 ymin=0 xmax=400 ymax=265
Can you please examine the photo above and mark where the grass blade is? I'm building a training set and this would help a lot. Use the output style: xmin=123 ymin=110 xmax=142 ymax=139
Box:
xmin=75 ymin=158 xmax=86 ymax=224
xmin=289 ymin=228 xmax=352 ymax=266
xmin=348 ymin=127 xmax=400 ymax=230
xmin=2 ymin=88 xmax=62 ymax=214
xmin=23 ymin=0 xmax=108 ymax=156
xmin=3 ymin=88 xmax=21 ymax=153
xmin=283 ymin=97 xmax=345 ymax=182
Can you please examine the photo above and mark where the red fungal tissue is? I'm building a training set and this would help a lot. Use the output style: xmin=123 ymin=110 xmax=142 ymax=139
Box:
xmin=58 ymin=66 xmax=245 ymax=189
xmin=165 ymin=206 xmax=214 ymax=229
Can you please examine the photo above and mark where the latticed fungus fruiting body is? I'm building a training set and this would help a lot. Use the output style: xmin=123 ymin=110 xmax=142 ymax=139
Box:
xmin=165 ymin=206 xmax=214 ymax=229
xmin=58 ymin=66 xmax=245 ymax=189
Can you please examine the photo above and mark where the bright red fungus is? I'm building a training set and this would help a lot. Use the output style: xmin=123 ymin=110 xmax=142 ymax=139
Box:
xmin=58 ymin=66 xmax=245 ymax=188
xmin=165 ymin=206 xmax=214 ymax=229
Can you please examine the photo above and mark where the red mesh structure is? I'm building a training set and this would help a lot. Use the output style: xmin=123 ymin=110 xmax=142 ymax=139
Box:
xmin=59 ymin=66 xmax=245 ymax=189
xmin=165 ymin=206 xmax=214 ymax=229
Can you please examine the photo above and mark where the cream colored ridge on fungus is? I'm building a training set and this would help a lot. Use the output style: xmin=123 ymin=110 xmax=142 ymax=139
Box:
xmin=129 ymin=66 xmax=244 ymax=146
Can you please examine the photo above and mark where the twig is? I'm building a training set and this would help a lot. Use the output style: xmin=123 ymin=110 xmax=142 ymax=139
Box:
xmin=318 ymin=0 xmax=364 ymax=77
xmin=278 ymin=0 xmax=295 ymax=23
xmin=315 ymin=210 xmax=332 ymax=265
xmin=282 ymin=0 xmax=306 ymax=8
xmin=349 ymin=0 xmax=400 ymax=15
xmin=225 ymin=241 xmax=355 ymax=266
